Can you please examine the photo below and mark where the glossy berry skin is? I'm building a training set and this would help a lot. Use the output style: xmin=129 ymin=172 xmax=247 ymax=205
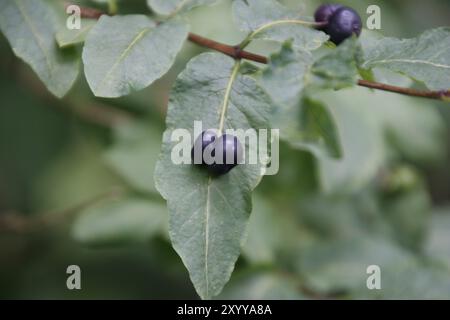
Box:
xmin=326 ymin=7 xmax=362 ymax=45
xmin=314 ymin=3 xmax=343 ymax=29
xmin=206 ymin=134 xmax=243 ymax=176
xmin=191 ymin=130 xmax=217 ymax=165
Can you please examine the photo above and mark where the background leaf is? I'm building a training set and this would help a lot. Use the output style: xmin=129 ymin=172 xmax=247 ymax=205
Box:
xmin=217 ymin=269 xmax=306 ymax=299
xmin=274 ymin=97 xmax=341 ymax=158
xmin=315 ymin=88 xmax=386 ymax=193
xmin=56 ymin=19 xmax=97 ymax=48
xmin=296 ymin=236 xmax=417 ymax=294
xmin=0 ymin=0 xmax=79 ymax=97
xmin=82 ymin=15 xmax=188 ymax=97
xmin=104 ymin=122 xmax=162 ymax=195
xmin=426 ymin=208 xmax=450 ymax=272
xmin=72 ymin=197 xmax=167 ymax=246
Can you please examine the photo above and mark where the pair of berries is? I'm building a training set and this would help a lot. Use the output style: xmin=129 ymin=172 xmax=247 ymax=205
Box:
xmin=314 ymin=3 xmax=362 ymax=45
xmin=191 ymin=130 xmax=243 ymax=176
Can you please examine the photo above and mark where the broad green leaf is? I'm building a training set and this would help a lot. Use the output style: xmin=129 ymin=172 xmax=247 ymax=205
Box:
xmin=232 ymin=0 xmax=328 ymax=50
xmin=297 ymin=237 xmax=417 ymax=294
xmin=104 ymin=122 xmax=162 ymax=195
xmin=56 ymin=19 xmax=97 ymax=48
xmin=82 ymin=15 xmax=188 ymax=98
xmin=217 ymin=270 xmax=306 ymax=299
xmin=310 ymin=37 xmax=360 ymax=90
xmin=147 ymin=0 xmax=220 ymax=16
xmin=0 ymin=0 xmax=79 ymax=97
xmin=360 ymin=27 xmax=450 ymax=91
xmin=155 ymin=53 xmax=273 ymax=299
xmin=72 ymin=197 xmax=167 ymax=246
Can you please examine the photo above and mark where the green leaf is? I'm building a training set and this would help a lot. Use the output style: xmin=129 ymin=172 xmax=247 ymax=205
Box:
xmin=72 ymin=197 xmax=167 ymax=246
xmin=297 ymin=237 xmax=417 ymax=294
xmin=274 ymin=97 xmax=342 ymax=159
xmin=0 ymin=0 xmax=79 ymax=97
xmin=310 ymin=37 xmax=360 ymax=90
xmin=147 ymin=0 xmax=220 ymax=16
xmin=379 ymin=183 xmax=430 ymax=251
xmin=360 ymin=27 xmax=450 ymax=91
xmin=258 ymin=43 xmax=341 ymax=158
xmin=155 ymin=53 xmax=273 ymax=299
xmin=260 ymin=41 xmax=313 ymax=106
xmin=232 ymin=0 xmax=328 ymax=50
xmin=104 ymin=122 xmax=162 ymax=195
xmin=82 ymin=15 xmax=188 ymax=98
xmin=356 ymin=264 xmax=450 ymax=299
xmin=315 ymin=88 xmax=385 ymax=193
xmin=217 ymin=269 xmax=306 ymax=299
xmin=372 ymin=93 xmax=447 ymax=164
xmin=56 ymin=19 xmax=97 ymax=48
xmin=426 ymin=208 xmax=450 ymax=271
xmin=242 ymin=195 xmax=284 ymax=265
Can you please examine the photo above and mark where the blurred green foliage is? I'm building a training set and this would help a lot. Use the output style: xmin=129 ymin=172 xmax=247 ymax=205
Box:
xmin=1 ymin=0 xmax=450 ymax=299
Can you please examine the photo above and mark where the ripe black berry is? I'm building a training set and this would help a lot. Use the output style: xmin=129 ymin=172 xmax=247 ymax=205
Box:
xmin=191 ymin=131 xmax=243 ymax=176
xmin=191 ymin=130 xmax=217 ymax=165
xmin=314 ymin=3 xmax=343 ymax=29
xmin=326 ymin=6 xmax=362 ymax=45
xmin=206 ymin=134 xmax=243 ymax=176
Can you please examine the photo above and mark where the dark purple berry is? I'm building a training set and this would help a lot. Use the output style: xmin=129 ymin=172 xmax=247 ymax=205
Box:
xmin=326 ymin=6 xmax=362 ymax=45
xmin=191 ymin=130 xmax=217 ymax=165
xmin=314 ymin=3 xmax=343 ymax=30
xmin=206 ymin=134 xmax=243 ymax=176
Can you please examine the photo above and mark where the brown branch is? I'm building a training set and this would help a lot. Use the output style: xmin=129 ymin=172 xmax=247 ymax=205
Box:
xmin=77 ymin=5 xmax=449 ymax=101
xmin=65 ymin=2 xmax=106 ymax=19
xmin=357 ymin=79 xmax=449 ymax=100
xmin=0 ymin=188 xmax=124 ymax=233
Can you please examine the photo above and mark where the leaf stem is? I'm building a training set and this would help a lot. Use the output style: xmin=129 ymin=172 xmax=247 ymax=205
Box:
xmin=219 ymin=61 xmax=241 ymax=133
xmin=75 ymin=4 xmax=450 ymax=101
xmin=239 ymin=19 xmax=326 ymax=49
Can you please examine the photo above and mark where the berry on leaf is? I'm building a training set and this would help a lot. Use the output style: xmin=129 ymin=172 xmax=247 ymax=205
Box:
xmin=314 ymin=3 xmax=343 ymax=29
xmin=191 ymin=130 xmax=217 ymax=165
xmin=206 ymin=134 xmax=243 ymax=176
xmin=326 ymin=6 xmax=362 ymax=45
xmin=191 ymin=131 xmax=243 ymax=176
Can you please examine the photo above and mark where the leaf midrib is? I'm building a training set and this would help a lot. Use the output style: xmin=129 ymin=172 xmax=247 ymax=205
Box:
xmin=204 ymin=177 xmax=211 ymax=297
xmin=366 ymin=58 xmax=450 ymax=69
xmin=14 ymin=0 xmax=53 ymax=76
xmin=203 ymin=59 xmax=241 ymax=299
xmin=95 ymin=25 xmax=152 ymax=93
